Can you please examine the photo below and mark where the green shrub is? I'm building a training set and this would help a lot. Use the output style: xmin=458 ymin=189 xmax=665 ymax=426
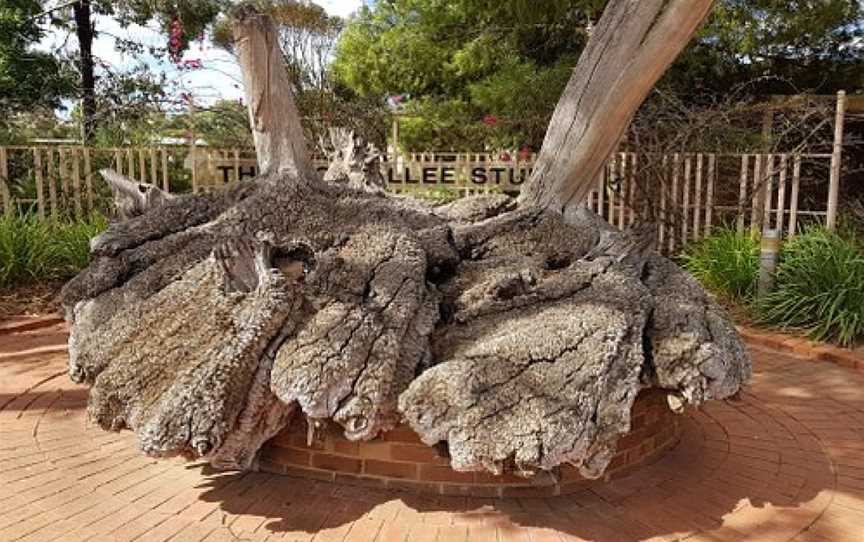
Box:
xmin=680 ymin=228 xmax=759 ymax=302
xmin=757 ymin=227 xmax=864 ymax=347
xmin=0 ymin=212 xmax=107 ymax=288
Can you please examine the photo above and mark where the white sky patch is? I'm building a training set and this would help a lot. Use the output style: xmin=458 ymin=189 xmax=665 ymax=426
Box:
xmin=38 ymin=0 xmax=365 ymax=114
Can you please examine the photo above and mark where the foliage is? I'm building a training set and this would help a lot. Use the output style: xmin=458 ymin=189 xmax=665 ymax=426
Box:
xmin=680 ymin=1 xmax=864 ymax=97
xmin=332 ymin=0 xmax=598 ymax=151
xmin=0 ymin=212 xmax=107 ymax=288
xmin=680 ymin=228 xmax=760 ymax=302
xmin=105 ymin=0 xmax=227 ymax=52
xmin=0 ymin=1 xmax=75 ymax=119
xmin=332 ymin=0 xmax=864 ymax=151
xmin=172 ymin=99 xmax=253 ymax=148
xmin=757 ymin=226 xmax=864 ymax=347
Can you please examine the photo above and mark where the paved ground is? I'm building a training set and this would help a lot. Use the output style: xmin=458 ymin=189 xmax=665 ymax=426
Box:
xmin=1 ymin=320 xmax=863 ymax=542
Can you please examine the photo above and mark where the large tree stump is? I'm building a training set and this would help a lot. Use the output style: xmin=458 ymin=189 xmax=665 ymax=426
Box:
xmin=62 ymin=0 xmax=748 ymax=480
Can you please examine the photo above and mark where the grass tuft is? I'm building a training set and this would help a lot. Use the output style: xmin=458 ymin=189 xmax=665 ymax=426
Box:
xmin=757 ymin=226 xmax=864 ymax=347
xmin=0 ymin=212 xmax=107 ymax=289
xmin=680 ymin=227 xmax=759 ymax=302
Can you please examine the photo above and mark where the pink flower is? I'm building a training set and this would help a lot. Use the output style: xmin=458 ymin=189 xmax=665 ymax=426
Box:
xmin=482 ymin=115 xmax=498 ymax=126
xmin=169 ymin=18 xmax=186 ymax=63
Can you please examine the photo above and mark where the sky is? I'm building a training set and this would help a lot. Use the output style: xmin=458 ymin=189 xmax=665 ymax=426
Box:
xmin=38 ymin=0 xmax=365 ymax=114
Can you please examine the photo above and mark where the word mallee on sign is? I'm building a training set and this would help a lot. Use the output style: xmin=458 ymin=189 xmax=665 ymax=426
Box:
xmin=203 ymin=157 xmax=533 ymax=191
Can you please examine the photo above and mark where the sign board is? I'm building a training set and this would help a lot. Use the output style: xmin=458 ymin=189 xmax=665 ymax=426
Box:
xmin=186 ymin=153 xmax=533 ymax=192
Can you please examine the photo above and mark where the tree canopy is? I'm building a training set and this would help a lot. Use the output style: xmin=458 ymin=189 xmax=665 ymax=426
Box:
xmin=332 ymin=0 xmax=863 ymax=151
xmin=0 ymin=0 xmax=74 ymax=116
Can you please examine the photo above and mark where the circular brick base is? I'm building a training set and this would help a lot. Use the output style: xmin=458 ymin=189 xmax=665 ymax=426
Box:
xmin=259 ymin=389 xmax=681 ymax=498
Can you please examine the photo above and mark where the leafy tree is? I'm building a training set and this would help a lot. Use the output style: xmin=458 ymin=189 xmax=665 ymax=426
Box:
xmin=671 ymin=0 xmax=864 ymax=98
xmin=39 ymin=0 xmax=227 ymax=141
xmin=332 ymin=0 xmax=601 ymax=151
xmin=332 ymin=0 xmax=864 ymax=151
xmin=168 ymin=98 xmax=253 ymax=148
xmin=0 ymin=0 xmax=75 ymax=127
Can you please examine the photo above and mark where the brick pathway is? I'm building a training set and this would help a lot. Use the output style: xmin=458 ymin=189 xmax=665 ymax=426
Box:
xmin=1 ymin=321 xmax=863 ymax=542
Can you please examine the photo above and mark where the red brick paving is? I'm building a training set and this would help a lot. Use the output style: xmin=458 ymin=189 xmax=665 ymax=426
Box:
xmin=1 ymin=322 xmax=863 ymax=541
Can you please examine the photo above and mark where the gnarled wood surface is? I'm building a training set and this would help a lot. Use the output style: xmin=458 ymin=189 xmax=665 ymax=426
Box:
xmin=520 ymin=0 xmax=715 ymax=213
xmin=62 ymin=0 xmax=748 ymax=482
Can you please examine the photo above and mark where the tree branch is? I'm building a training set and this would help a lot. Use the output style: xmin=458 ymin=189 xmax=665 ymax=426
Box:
xmin=520 ymin=0 xmax=715 ymax=213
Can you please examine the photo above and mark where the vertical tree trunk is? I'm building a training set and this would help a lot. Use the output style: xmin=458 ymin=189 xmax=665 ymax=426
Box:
xmin=233 ymin=8 xmax=313 ymax=181
xmin=520 ymin=0 xmax=715 ymax=214
xmin=73 ymin=0 xmax=97 ymax=143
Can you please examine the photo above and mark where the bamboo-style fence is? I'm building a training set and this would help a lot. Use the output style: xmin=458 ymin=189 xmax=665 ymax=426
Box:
xmin=0 ymin=144 xmax=839 ymax=254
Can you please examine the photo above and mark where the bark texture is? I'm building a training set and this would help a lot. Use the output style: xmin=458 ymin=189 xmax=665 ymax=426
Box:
xmin=62 ymin=178 xmax=749 ymax=479
xmin=319 ymin=128 xmax=386 ymax=193
xmin=62 ymin=1 xmax=748 ymax=482
xmin=520 ymin=0 xmax=715 ymax=212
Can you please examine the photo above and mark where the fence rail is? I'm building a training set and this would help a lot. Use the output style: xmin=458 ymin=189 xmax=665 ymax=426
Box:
xmin=0 ymin=145 xmax=838 ymax=254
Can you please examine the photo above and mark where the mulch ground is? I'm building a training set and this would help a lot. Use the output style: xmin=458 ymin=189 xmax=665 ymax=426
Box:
xmin=0 ymin=282 xmax=64 ymax=321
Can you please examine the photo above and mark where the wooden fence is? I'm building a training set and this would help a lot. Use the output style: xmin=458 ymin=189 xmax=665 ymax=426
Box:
xmin=0 ymin=144 xmax=838 ymax=253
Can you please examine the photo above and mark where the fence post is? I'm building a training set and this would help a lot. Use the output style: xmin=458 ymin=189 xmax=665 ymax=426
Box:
xmin=83 ymin=148 xmax=94 ymax=212
xmin=737 ymin=154 xmax=748 ymax=235
xmin=705 ymin=153 xmax=716 ymax=238
xmin=788 ymin=155 xmax=802 ymax=238
xmin=33 ymin=148 xmax=45 ymax=219
xmin=71 ymin=148 xmax=83 ymax=218
xmin=0 ymin=147 xmax=10 ymax=216
xmin=758 ymin=229 xmax=781 ymax=299
xmin=161 ymin=149 xmax=170 ymax=192
xmin=826 ymin=90 xmax=847 ymax=231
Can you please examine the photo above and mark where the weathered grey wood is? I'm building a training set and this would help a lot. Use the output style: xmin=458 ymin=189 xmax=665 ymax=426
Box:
xmin=750 ymin=155 xmax=762 ymax=234
xmin=788 ymin=155 xmax=802 ymax=237
xmin=827 ymin=91 xmax=846 ymax=230
xmin=596 ymin=164 xmax=605 ymax=217
xmin=139 ymin=150 xmax=148 ymax=184
xmin=150 ymin=149 xmax=158 ymax=189
xmin=161 ymin=149 xmax=169 ymax=192
xmin=705 ymin=154 xmax=716 ymax=237
xmin=0 ymin=147 xmax=10 ymax=216
xmin=668 ymin=153 xmax=680 ymax=254
xmin=618 ymin=153 xmax=628 ymax=229
xmin=682 ymin=155 xmax=692 ymax=243
xmin=320 ymin=127 xmax=385 ymax=192
xmin=46 ymin=148 xmax=58 ymax=218
xmin=233 ymin=6 xmax=314 ymax=181
xmin=775 ymin=155 xmax=788 ymax=237
xmin=762 ymin=154 xmax=774 ymax=231
xmin=694 ymin=154 xmax=703 ymax=240
xmin=59 ymin=148 xmax=70 ymax=204
xmin=127 ymin=149 xmax=135 ymax=180
xmin=737 ymin=154 xmax=749 ymax=235
xmin=100 ymin=169 xmax=173 ymax=221
xmin=234 ymin=149 xmax=241 ymax=185
xmin=83 ymin=148 xmax=94 ymax=211
xmin=629 ymin=153 xmax=638 ymax=226
xmin=656 ymin=155 xmax=666 ymax=249
xmin=33 ymin=148 xmax=45 ymax=219
xmin=520 ymin=0 xmax=715 ymax=211
xmin=72 ymin=148 xmax=83 ymax=217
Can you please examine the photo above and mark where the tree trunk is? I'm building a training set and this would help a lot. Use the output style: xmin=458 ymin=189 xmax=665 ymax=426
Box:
xmin=233 ymin=8 xmax=313 ymax=181
xmin=61 ymin=0 xmax=749 ymax=480
xmin=73 ymin=0 xmax=97 ymax=143
xmin=520 ymin=0 xmax=715 ymax=213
